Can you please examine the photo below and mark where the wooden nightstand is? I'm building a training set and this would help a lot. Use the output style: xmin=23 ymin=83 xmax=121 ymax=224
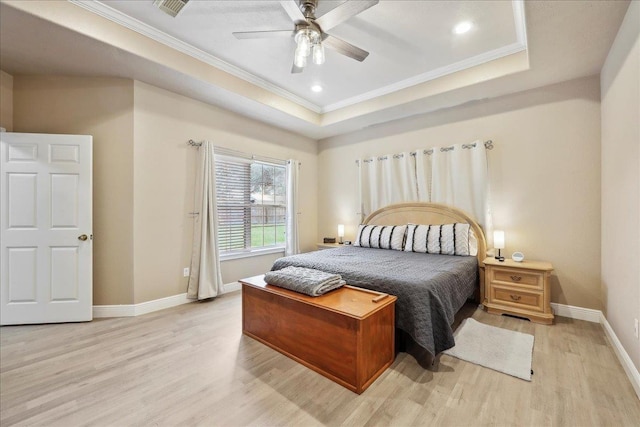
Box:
xmin=483 ymin=257 xmax=554 ymax=324
xmin=316 ymin=242 xmax=343 ymax=249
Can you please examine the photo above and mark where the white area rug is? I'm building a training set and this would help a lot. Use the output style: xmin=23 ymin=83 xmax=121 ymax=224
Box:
xmin=443 ymin=318 xmax=534 ymax=381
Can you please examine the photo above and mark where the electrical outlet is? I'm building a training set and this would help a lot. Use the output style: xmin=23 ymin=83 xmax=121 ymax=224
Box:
xmin=183 ymin=267 xmax=190 ymax=277
xmin=635 ymin=318 xmax=639 ymax=339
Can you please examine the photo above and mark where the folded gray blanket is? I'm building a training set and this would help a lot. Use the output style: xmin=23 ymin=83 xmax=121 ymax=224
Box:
xmin=264 ymin=266 xmax=345 ymax=297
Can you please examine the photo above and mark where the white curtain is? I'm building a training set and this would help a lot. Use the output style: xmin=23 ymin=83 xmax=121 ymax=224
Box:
xmin=358 ymin=140 xmax=491 ymax=232
xmin=187 ymin=141 xmax=223 ymax=300
xmin=285 ymin=159 xmax=300 ymax=256
xmin=430 ymin=141 xmax=491 ymax=232
xmin=359 ymin=158 xmax=381 ymax=219
xmin=415 ymin=148 xmax=433 ymax=201
xmin=357 ymin=152 xmax=417 ymax=218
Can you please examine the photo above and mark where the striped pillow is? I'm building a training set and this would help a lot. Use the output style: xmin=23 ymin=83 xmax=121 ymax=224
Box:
xmin=403 ymin=223 xmax=475 ymax=256
xmin=354 ymin=224 xmax=406 ymax=251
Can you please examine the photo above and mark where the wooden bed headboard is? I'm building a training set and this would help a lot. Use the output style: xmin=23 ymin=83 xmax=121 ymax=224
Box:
xmin=363 ymin=202 xmax=487 ymax=267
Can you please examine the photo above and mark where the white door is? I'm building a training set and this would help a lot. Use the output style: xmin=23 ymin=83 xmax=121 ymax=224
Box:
xmin=1 ymin=132 xmax=93 ymax=325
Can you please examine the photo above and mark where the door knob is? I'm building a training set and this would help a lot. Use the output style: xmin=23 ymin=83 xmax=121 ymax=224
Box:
xmin=78 ymin=234 xmax=88 ymax=241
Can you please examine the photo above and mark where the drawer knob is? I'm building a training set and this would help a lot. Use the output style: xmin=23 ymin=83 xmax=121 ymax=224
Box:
xmin=510 ymin=275 xmax=522 ymax=282
xmin=510 ymin=294 xmax=522 ymax=301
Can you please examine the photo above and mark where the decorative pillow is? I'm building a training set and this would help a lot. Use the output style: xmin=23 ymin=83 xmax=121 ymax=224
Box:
xmin=403 ymin=223 xmax=476 ymax=256
xmin=468 ymin=228 xmax=478 ymax=257
xmin=354 ymin=224 xmax=407 ymax=251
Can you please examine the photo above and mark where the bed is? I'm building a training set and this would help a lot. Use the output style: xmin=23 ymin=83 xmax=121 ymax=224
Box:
xmin=271 ymin=202 xmax=487 ymax=365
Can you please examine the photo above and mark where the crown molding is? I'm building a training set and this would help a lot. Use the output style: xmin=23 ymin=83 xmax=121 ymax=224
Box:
xmin=70 ymin=0 xmax=528 ymax=118
xmin=321 ymin=0 xmax=528 ymax=113
xmin=69 ymin=0 xmax=323 ymax=114
xmin=513 ymin=0 xmax=528 ymax=47
xmin=321 ymin=42 xmax=527 ymax=113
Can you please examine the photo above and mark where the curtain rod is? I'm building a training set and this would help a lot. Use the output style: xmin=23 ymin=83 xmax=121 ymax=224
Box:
xmin=355 ymin=140 xmax=494 ymax=164
xmin=187 ymin=140 xmax=287 ymax=165
xmin=409 ymin=139 xmax=493 ymax=156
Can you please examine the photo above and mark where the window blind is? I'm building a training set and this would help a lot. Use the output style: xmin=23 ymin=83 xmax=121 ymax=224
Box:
xmin=215 ymin=152 xmax=287 ymax=254
xmin=215 ymin=157 xmax=252 ymax=252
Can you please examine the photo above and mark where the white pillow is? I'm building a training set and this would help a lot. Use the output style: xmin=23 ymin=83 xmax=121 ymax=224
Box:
xmin=403 ymin=223 xmax=476 ymax=256
xmin=468 ymin=227 xmax=478 ymax=257
xmin=354 ymin=224 xmax=406 ymax=251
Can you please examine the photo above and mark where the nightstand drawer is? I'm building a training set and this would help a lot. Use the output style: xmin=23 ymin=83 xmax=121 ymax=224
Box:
xmin=491 ymin=268 xmax=542 ymax=289
xmin=490 ymin=285 xmax=544 ymax=312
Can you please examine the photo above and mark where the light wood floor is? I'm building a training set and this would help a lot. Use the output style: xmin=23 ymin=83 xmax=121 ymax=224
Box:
xmin=1 ymin=292 xmax=639 ymax=427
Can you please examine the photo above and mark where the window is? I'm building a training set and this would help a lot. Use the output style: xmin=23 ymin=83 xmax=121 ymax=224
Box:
xmin=215 ymin=154 xmax=286 ymax=256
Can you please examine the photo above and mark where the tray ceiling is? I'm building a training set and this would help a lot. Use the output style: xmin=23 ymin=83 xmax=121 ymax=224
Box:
xmin=95 ymin=0 xmax=526 ymax=113
xmin=0 ymin=0 xmax=630 ymax=139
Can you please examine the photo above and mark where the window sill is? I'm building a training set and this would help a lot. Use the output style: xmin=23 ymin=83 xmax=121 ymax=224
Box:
xmin=220 ymin=247 xmax=285 ymax=262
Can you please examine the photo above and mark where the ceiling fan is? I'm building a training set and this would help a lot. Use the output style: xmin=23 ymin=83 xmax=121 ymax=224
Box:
xmin=233 ymin=0 xmax=379 ymax=73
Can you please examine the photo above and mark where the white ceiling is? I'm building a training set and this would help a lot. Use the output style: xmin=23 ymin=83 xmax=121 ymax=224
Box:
xmin=0 ymin=0 xmax=630 ymax=140
xmin=97 ymin=0 xmax=524 ymax=112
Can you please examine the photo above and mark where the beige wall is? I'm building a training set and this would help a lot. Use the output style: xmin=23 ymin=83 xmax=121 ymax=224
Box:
xmin=132 ymin=81 xmax=317 ymax=304
xmin=601 ymin=0 xmax=640 ymax=372
xmin=13 ymin=76 xmax=135 ymax=305
xmin=318 ymin=76 xmax=602 ymax=310
xmin=11 ymin=76 xmax=317 ymax=306
xmin=0 ymin=70 xmax=13 ymax=131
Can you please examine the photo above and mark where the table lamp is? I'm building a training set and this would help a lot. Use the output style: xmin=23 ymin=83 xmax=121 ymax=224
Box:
xmin=494 ymin=230 xmax=505 ymax=261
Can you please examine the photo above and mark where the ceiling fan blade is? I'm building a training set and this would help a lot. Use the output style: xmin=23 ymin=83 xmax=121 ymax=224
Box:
xmin=323 ymin=34 xmax=369 ymax=62
xmin=280 ymin=0 xmax=306 ymax=24
xmin=315 ymin=0 xmax=379 ymax=31
xmin=233 ymin=30 xmax=294 ymax=39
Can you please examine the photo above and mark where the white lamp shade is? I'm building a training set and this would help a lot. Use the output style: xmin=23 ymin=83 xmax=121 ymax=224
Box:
xmin=337 ymin=224 xmax=345 ymax=238
xmin=493 ymin=230 xmax=505 ymax=249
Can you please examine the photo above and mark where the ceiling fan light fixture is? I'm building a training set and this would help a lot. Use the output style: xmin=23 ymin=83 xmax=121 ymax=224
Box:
xmin=236 ymin=0 xmax=379 ymax=74
xmin=294 ymin=49 xmax=308 ymax=67
xmin=295 ymin=31 xmax=312 ymax=57
xmin=312 ymin=43 xmax=325 ymax=65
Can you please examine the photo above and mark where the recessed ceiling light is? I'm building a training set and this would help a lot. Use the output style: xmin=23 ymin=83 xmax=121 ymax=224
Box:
xmin=311 ymin=85 xmax=323 ymax=93
xmin=453 ymin=21 xmax=473 ymax=35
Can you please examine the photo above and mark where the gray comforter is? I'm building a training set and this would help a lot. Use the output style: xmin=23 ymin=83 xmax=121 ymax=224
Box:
xmin=271 ymin=245 xmax=478 ymax=357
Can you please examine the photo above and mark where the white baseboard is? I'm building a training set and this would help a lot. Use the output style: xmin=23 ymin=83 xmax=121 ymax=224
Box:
xmin=93 ymin=293 xmax=190 ymax=318
xmin=552 ymin=302 xmax=639 ymax=400
xmin=223 ymin=281 xmax=241 ymax=293
xmin=600 ymin=313 xmax=640 ymax=400
xmin=92 ymin=304 xmax=136 ymax=318
xmin=93 ymin=281 xmax=241 ymax=318
xmin=135 ymin=293 xmax=191 ymax=316
xmin=550 ymin=302 xmax=601 ymax=323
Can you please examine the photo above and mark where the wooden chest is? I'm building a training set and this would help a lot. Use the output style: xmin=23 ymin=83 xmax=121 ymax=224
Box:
xmin=240 ymin=275 xmax=396 ymax=394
